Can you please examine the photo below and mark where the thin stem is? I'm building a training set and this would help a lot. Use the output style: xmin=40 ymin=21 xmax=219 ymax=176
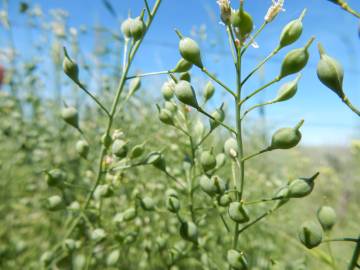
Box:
xmin=122 ymin=39 xmax=129 ymax=71
xmin=197 ymin=107 xmax=237 ymax=134
xmin=144 ymin=0 xmax=151 ymax=17
xmin=226 ymin=26 xmax=237 ymax=64
xmin=244 ymin=196 xmax=284 ymax=205
xmin=241 ymin=101 xmax=274 ymax=120
xmin=348 ymin=236 xmax=360 ymax=270
xmin=76 ymin=82 xmax=110 ymax=117
xmin=239 ymin=77 xmax=280 ymax=106
xmin=237 ymin=209 xmax=272 ymax=235
xmin=241 ymin=22 xmax=267 ymax=56
xmin=325 ymin=232 xmax=337 ymax=270
xmin=201 ymin=67 xmax=236 ymax=97
xmin=242 ymin=148 xmax=270 ymax=162
xmin=322 ymin=238 xmax=359 ymax=243
xmin=343 ymin=96 xmax=360 ymax=117
xmin=126 ymin=70 xmax=170 ymax=80
xmin=195 ymin=129 xmax=213 ymax=149
xmin=332 ymin=0 xmax=360 ymax=19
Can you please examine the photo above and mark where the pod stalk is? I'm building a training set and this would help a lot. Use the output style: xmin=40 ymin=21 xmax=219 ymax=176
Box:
xmin=295 ymin=119 xmax=305 ymax=130
xmin=299 ymin=8 xmax=307 ymax=21
xmin=304 ymin=36 xmax=315 ymax=50
xmin=174 ymin=29 xmax=184 ymax=39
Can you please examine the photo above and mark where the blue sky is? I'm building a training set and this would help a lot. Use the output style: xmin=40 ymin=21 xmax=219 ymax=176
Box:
xmin=2 ymin=0 xmax=360 ymax=146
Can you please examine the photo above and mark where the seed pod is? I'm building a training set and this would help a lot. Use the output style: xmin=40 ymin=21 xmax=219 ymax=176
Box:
xmin=63 ymin=47 xmax=79 ymax=83
xmin=203 ymin=81 xmax=215 ymax=102
xmin=316 ymin=43 xmax=344 ymax=98
xmin=158 ymin=107 xmax=174 ymax=126
xmin=227 ymin=249 xmax=248 ymax=270
xmin=288 ymin=172 xmax=319 ymax=198
xmin=218 ymin=194 xmax=232 ymax=207
xmin=179 ymin=221 xmax=198 ymax=243
xmin=179 ymin=72 xmax=191 ymax=82
xmin=152 ymin=153 xmax=166 ymax=171
xmin=161 ymin=81 xmax=175 ymax=100
xmin=164 ymin=101 xmax=178 ymax=113
xmin=61 ymin=107 xmax=79 ymax=129
xmin=63 ymin=239 xmax=78 ymax=252
xmin=317 ymin=206 xmax=337 ymax=231
xmin=228 ymin=202 xmax=250 ymax=223
xmin=216 ymin=153 xmax=226 ymax=168
xmin=174 ymin=80 xmax=199 ymax=108
xmin=269 ymin=120 xmax=304 ymax=150
xmin=76 ymin=140 xmax=89 ymax=159
xmin=140 ymin=197 xmax=155 ymax=211
xmin=298 ymin=221 xmax=323 ymax=249
xmin=94 ymin=184 xmax=113 ymax=200
xmin=111 ymin=139 xmax=128 ymax=159
xmin=129 ymin=77 xmax=141 ymax=94
xmin=47 ymin=195 xmax=64 ymax=211
xmin=130 ymin=16 xmax=145 ymax=41
xmin=171 ymin=58 xmax=193 ymax=73
xmin=46 ymin=169 xmax=66 ymax=187
xmin=224 ymin=137 xmax=238 ymax=158
xmin=273 ymin=74 xmax=301 ymax=103
xmin=273 ymin=186 xmax=290 ymax=209
xmin=199 ymin=175 xmax=226 ymax=196
xmin=121 ymin=18 xmax=133 ymax=38
xmin=279 ymin=37 xmax=314 ymax=79
xmin=200 ymin=150 xmax=217 ymax=172
xmin=176 ymin=30 xmax=203 ymax=68
xmin=209 ymin=103 xmax=225 ymax=130
xmin=123 ymin=208 xmax=137 ymax=221
xmin=101 ymin=133 xmax=112 ymax=148
xmin=279 ymin=9 xmax=306 ymax=49
xmin=165 ymin=194 xmax=180 ymax=213
xmin=129 ymin=143 xmax=145 ymax=159
xmin=106 ymin=250 xmax=120 ymax=266
xmin=91 ymin=228 xmax=107 ymax=242
xmin=231 ymin=6 xmax=253 ymax=38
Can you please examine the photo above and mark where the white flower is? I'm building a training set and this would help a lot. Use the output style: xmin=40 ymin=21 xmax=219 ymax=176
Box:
xmin=264 ymin=0 xmax=285 ymax=23
xmin=217 ymin=0 xmax=232 ymax=25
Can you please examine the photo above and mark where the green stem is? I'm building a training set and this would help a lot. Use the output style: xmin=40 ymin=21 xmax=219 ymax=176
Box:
xmin=348 ymin=235 xmax=360 ymax=270
xmin=322 ymin=238 xmax=359 ymax=243
xmin=126 ymin=70 xmax=170 ymax=80
xmin=343 ymin=96 xmax=360 ymax=117
xmin=201 ymin=67 xmax=236 ymax=97
xmin=241 ymin=101 xmax=274 ymax=120
xmin=237 ymin=209 xmax=273 ymax=235
xmin=239 ymin=77 xmax=280 ymax=106
xmin=197 ymin=107 xmax=237 ymax=134
xmin=242 ymin=148 xmax=270 ymax=162
xmin=241 ymin=22 xmax=267 ymax=56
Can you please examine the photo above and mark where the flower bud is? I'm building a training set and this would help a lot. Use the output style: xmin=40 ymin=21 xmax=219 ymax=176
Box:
xmin=140 ymin=197 xmax=155 ymax=211
xmin=46 ymin=169 xmax=66 ymax=187
xmin=210 ymin=103 xmax=225 ymax=130
xmin=171 ymin=58 xmax=193 ymax=73
xmin=130 ymin=16 xmax=146 ymax=41
xmin=203 ymin=81 xmax=215 ymax=102
xmin=166 ymin=194 xmax=180 ymax=213
xmin=231 ymin=6 xmax=253 ymax=38
xmin=176 ymin=30 xmax=203 ymax=68
xmin=227 ymin=249 xmax=248 ymax=270
xmin=76 ymin=140 xmax=89 ymax=159
xmin=111 ymin=139 xmax=128 ymax=159
xmin=161 ymin=81 xmax=175 ymax=100
xmin=121 ymin=18 xmax=133 ymax=38
xmin=224 ymin=137 xmax=238 ymax=158
xmin=273 ymin=74 xmax=301 ymax=103
xmin=316 ymin=43 xmax=344 ymax=98
xmin=317 ymin=206 xmax=336 ymax=231
xmin=269 ymin=120 xmax=304 ymax=150
xmin=174 ymin=80 xmax=199 ymax=108
xmin=228 ymin=202 xmax=249 ymax=223
xmin=279 ymin=37 xmax=314 ymax=79
xmin=179 ymin=221 xmax=198 ymax=243
xmin=298 ymin=221 xmax=323 ymax=249
xmin=47 ymin=195 xmax=64 ymax=211
xmin=61 ymin=106 xmax=79 ymax=129
xmin=279 ymin=9 xmax=306 ymax=49
xmin=288 ymin=172 xmax=319 ymax=198
xmin=200 ymin=150 xmax=217 ymax=172
xmin=217 ymin=0 xmax=232 ymax=25
xmin=63 ymin=47 xmax=79 ymax=83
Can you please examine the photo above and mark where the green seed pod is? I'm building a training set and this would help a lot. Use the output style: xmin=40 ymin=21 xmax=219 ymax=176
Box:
xmin=273 ymin=186 xmax=290 ymax=209
xmin=129 ymin=77 xmax=141 ymax=94
xmin=106 ymin=250 xmax=120 ymax=266
xmin=316 ymin=43 xmax=344 ymax=98
xmin=176 ymin=30 xmax=203 ymax=68
xmin=123 ymin=208 xmax=137 ymax=221
xmin=152 ymin=153 xmax=166 ymax=171
xmin=129 ymin=143 xmax=145 ymax=159
xmin=224 ymin=137 xmax=238 ymax=158
xmin=273 ymin=74 xmax=301 ymax=103
xmin=130 ymin=16 xmax=146 ymax=41
xmin=47 ymin=195 xmax=64 ymax=211
xmin=228 ymin=202 xmax=250 ymax=223
xmin=317 ymin=206 xmax=337 ymax=231
xmin=288 ymin=172 xmax=319 ymax=198
xmin=203 ymin=81 xmax=215 ymax=102
xmin=40 ymin=251 xmax=54 ymax=266
xmin=140 ymin=197 xmax=155 ymax=211
xmin=46 ymin=169 xmax=66 ymax=187
xmin=279 ymin=9 xmax=306 ymax=49
xmin=210 ymin=103 xmax=225 ymax=130
xmin=200 ymin=150 xmax=217 ymax=172
xmin=63 ymin=239 xmax=78 ymax=252
xmin=61 ymin=107 xmax=79 ymax=129
xmin=63 ymin=47 xmax=79 ymax=83
xmin=164 ymin=101 xmax=178 ymax=113
xmin=227 ymin=249 xmax=248 ymax=270
xmin=111 ymin=139 xmax=128 ymax=159
xmin=218 ymin=194 xmax=232 ymax=207
xmin=298 ymin=221 xmax=323 ymax=249
xmin=94 ymin=184 xmax=114 ymax=200
xmin=171 ymin=58 xmax=193 ymax=73
xmin=161 ymin=81 xmax=175 ymax=100
xmin=231 ymin=6 xmax=253 ymax=38
xmin=158 ymin=108 xmax=175 ymax=126
xmin=76 ymin=140 xmax=89 ymax=159
xmin=269 ymin=120 xmax=304 ymax=150
xmin=165 ymin=194 xmax=180 ymax=213
xmin=179 ymin=221 xmax=198 ymax=243
xmin=121 ymin=18 xmax=133 ymax=38
xmin=174 ymin=80 xmax=199 ymax=108
xmin=199 ymin=175 xmax=226 ymax=196
xmin=91 ymin=228 xmax=107 ymax=242
xmin=101 ymin=133 xmax=112 ymax=148
xmin=279 ymin=37 xmax=314 ymax=79
xmin=216 ymin=153 xmax=226 ymax=168
xmin=179 ymin=72 xmax=191 ymax=82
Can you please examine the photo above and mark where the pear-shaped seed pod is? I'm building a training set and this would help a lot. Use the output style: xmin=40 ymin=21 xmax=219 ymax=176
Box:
xmin=158 ymin=108 xmax=174 ymax=126
xmin=273 ymin=186 xmax=290 ymax=209
xmin=279 ymin=9 xmax=306 ymax=48
xmin=279 ymin=37 xmax=314 ymax=78
xmin=164 ymin=101 xmax=177 ymax=113
xmin=273 ymin=74 xmax=301 ymax=102
xmin=203 ymin=81 xmax=215 ymax=102
xmin=47 ymin=195 xmax=64 ymax=211
xmin=123 ymin=208 xmax=136 ymax=221
xmin=227 ymin=249 xmax=248 ymax=270
xmin=218 ymin=194 xmax=232 ymax=207
xmin=76 ymin=140 xmax=89 ymax=159
xmin=171 ymin=58 xmax=193 ymax=73
xmin=161 ymin=81 xmax=175 ymax=100
xmin=179 ymin=72 xmax=191 ymax=82
xmin=174 ymin=80 xmax=199 ymax=108
xmin=63 ymin=47 xmax=79 ymax=83
xmin=317 ymin=206 xmax=337 ymax=231
xmin=129 ymin=143 xmax=145 ymax=159
xmin=224 ymin=137 xmax=238 ymax=158
xmin=140 ymin=197 xmax=155 ymax=211
xmin=199 ymin=175 xmax=226 ymax=196
xmin=179 ymin=221 xmax=198 ymax=243
xmin=61 ymin=107 xmax=79 ymax=129
xmin=209 ymin=104 xmax=225 ymax=129
xmin=288 ymin=172 xmax=319 ymax=198
xmin=269 ymin=120 xmax=304 ymax=150
xmin=200 ymin=150 xmax=217 ymax=172
xmin=129 ymin=77 xmax=141 ymax=94
xmin=228 ymin=202 xmax=249 ymax=223
xmin=111 ymin=139 xmax=128 ymax=159
xmin=165 ymin=194 xmax=180 ymax=213
xmin=176 ymin=30 xmax=203 ymax=68
xmin=46 ymin=169 xmax=66 ymax=187
xmin=316 ymin=43 xmax=344 ymax=98
xmin=231 ymin=6 xmax=253 ymax=38
xmin=130 ymin=17 xmax=145 ymax=41
xmin=121 ymin=18 xmax=133 ymax=38
xmin=298 ymin=221 xmax=323 ymax=249
xmin=94 ymin=184 xmax=114 ymax=200
xmin=106 ymin=250 xmax=120 ymax=266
